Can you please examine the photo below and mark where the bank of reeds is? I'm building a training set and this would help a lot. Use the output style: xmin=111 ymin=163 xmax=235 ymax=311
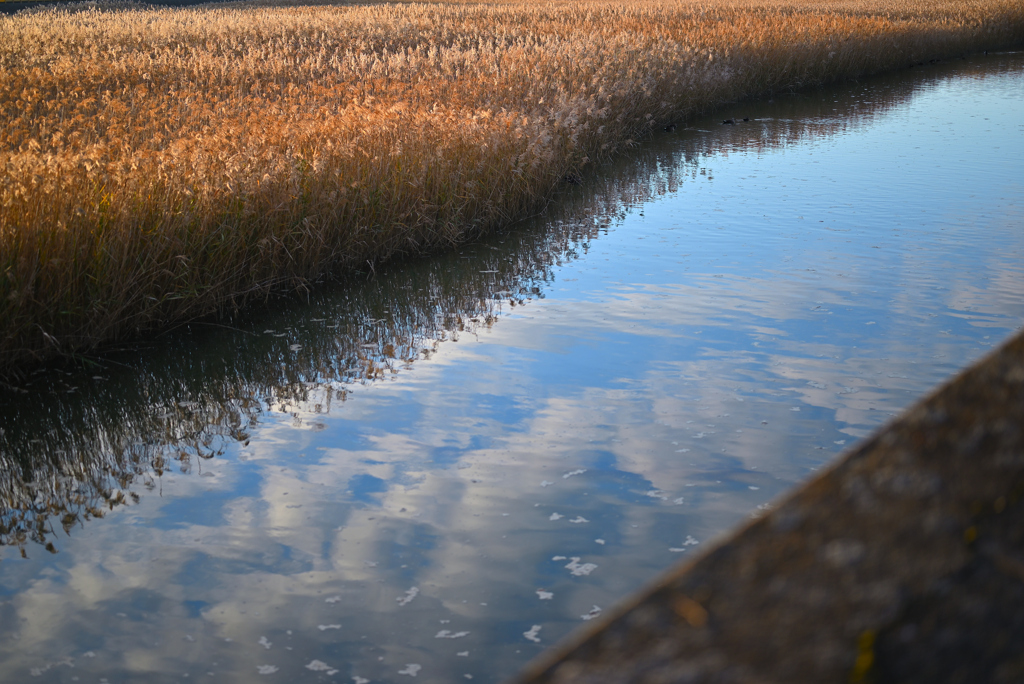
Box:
xmin=2 ymin=0 xmax=1022 ymax=375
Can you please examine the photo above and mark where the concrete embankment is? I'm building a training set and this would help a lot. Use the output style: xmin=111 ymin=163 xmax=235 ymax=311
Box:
xmin=512 ymin=327 xmax=1024 ymax=683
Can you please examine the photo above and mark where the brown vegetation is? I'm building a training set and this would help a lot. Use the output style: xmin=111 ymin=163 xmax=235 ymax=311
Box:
xmin=2 ymin=0 xmax=1022 ymax=375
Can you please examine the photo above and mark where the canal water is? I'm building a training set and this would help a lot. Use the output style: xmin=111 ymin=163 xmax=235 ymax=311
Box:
xmin=1 ymin=51 xmax=1022 ymax=684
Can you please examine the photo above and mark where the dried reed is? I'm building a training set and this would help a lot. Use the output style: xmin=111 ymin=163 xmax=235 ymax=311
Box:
xmin=2 ymin=0 xmax=1022 ymax=374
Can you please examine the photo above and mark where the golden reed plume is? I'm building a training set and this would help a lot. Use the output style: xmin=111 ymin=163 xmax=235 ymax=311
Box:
xmin=2 ymin=0 xmax=1022 ymax=374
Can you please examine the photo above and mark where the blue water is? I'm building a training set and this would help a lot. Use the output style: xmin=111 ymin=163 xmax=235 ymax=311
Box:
xmin=1 ymin=51 xmax=1022 ymax=684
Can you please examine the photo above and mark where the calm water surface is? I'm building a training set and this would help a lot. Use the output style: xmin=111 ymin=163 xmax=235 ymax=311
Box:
xmin=1 ymin=52 xmax=1023 ymax=684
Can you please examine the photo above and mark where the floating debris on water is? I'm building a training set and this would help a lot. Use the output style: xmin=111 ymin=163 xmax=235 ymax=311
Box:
xmin=457 ymin=651 xmax=469 ymax=657
xmin=564 ymin=557 xmax=598 ymax=576
xmin=398 ymin=664 xmax=422 ymax=677
xmin=595 ymin=539 xmax=605 ymax=545
xmin=581 ymin=606 xmax=602 ymax=621
xmin=28 ymin=657 xmax=75 ymax=678
xmin=318 ymin=625 xmax=342 ymax=631
xmin=549 ymin=513 xmax=564 ymax=521
xmin=306 ymin=661 xmax=339 ymax=675
xmin=523 ymin=625 xmax=542 ymax=643
xmin=552 ymin=555 xmax=567 ymax=561
xmin=670 ymin=535 xmax=701 ymax=552
xmin=397 ymin=587 xmax=420 ymax=606
xmin=536 ymin=590 xmax=553 ymax=600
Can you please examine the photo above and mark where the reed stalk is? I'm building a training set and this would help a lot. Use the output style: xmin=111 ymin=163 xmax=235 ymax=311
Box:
xmin=2 ymin=0 xmax=1022 ymax=375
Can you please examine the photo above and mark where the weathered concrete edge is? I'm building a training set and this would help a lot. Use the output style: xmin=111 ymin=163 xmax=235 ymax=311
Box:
xmin=510 ymin=326 xmax=1024 ymax=683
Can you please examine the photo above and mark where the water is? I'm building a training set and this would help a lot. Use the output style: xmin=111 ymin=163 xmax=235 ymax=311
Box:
xmin=1 ymin=51 xmax=1022 ymax=684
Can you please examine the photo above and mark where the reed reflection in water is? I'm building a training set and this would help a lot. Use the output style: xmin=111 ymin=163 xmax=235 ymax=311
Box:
xmin=1 ymin=52 xmax=1023 ymax=684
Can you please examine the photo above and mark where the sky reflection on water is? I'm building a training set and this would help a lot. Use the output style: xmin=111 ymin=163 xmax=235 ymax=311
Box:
xmin=1 ymin=52 xmax=1022 ymax=684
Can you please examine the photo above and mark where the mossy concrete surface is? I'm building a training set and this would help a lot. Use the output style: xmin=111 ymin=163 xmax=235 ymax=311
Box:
xmin=512 ymin=328 xmax=1024 ymax=683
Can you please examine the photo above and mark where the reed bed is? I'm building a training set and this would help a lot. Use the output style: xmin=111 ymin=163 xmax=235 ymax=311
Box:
xmin=2 ymin=0 xmax=1022 ymax=374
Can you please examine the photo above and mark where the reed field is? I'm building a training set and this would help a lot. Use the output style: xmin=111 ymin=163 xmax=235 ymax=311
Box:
xmin=2 ymin=0 xmax=1022 ymax=375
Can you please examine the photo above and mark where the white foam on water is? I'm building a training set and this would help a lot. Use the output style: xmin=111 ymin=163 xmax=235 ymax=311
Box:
xmin=435 ymin=631 xmax=470 ymax=639
xmin=397 ymin=587 xmax=419 ymax=606
xmin=671 ymin=535 xmax=700 ymax=551
xmin=562 ymin=469 xmax=587 ymax=479
xmin=317 ymin=625 xmax=342 ymax=631
xmin=569 ymin=516 xmax=588 ymax=524
xmin=523 ymin=626 xmax=542 ymax=643
xmin=306 ymin=661 xmax=338 ymax=674
xmin=581 ymin=606 xmax=602 ymax=621
xmin=398 ymin=664 xmax=422 ymax=677
xmin=536 ymin=590 xmax=553 ymax=600
xmin=549 ymin=513 xmax=563 ymax=521
xmin=256 ymin=665 xmax=279 ymax=675
xmin=564 ymin=558 xmax=597 ymax=576
xmin=258 ymin=636 xmax=272 ymax=650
